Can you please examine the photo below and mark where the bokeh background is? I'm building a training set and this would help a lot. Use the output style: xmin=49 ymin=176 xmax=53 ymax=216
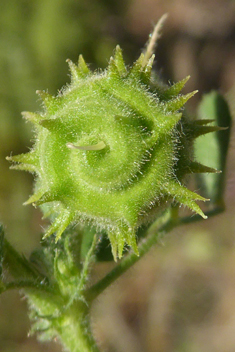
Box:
xmin=0 ymin=0 xmax=235 ymax=351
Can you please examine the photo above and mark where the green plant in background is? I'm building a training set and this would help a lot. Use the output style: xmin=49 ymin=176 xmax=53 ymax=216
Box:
xmin=0 ymin=16 xmax=231 ymax=352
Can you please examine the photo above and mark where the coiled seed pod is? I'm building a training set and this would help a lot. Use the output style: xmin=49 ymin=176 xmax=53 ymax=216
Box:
xmin=8 ymin=42 xmax=219 ymax=260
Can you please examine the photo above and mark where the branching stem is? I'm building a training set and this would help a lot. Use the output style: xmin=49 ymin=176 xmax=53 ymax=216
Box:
xmin=84 ymin=218 xmax=175 ymax=302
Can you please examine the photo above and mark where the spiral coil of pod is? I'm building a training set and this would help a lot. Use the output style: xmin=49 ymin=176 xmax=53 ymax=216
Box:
xmin=8 ymin=45 xmax=220 ymax=260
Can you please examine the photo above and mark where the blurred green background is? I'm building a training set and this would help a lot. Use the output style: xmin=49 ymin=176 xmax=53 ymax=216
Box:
xmin=0 ymin=0 xmax=235 ymax=351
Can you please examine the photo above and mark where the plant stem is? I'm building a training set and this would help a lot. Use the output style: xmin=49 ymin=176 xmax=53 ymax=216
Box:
xmin=85 ymin=219 xmax=174 ymax=302
xmin=57 ymin=301 xmax=101 ymax=352
xmin=3 ymin=238 xmax=45 ymax=280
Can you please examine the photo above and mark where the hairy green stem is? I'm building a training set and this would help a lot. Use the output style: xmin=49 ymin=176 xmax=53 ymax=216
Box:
xmin=85 ymin=219 xmax=175 ymax=302
xmin=3 ymin=237 xmax=45 ymax=280
xmin=57 ymin=301 xmax=100 ymax=352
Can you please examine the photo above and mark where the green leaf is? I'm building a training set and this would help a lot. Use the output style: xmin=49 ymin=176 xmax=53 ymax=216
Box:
xmin=194 ymin=91 xmax=231 ymax=206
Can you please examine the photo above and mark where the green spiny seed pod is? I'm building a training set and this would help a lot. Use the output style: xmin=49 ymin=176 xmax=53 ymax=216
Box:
xmin=7 ymin=27 xmax=220 ymax=260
